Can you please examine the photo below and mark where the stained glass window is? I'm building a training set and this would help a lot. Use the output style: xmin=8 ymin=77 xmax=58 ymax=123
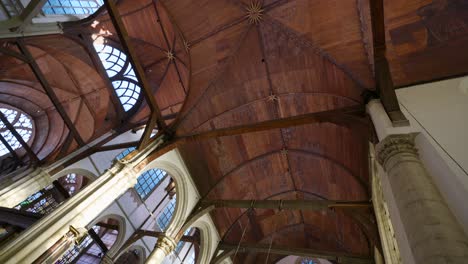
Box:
xmin=94 ymin=44 xmax=141 ymax=111
xmin=0 ymin=107 xmax=34 ymax=157
xmin=14 ymin=185 xmax=59 ymax=215
xmin=157 ymin=197 xmax=176 ymax=231
xmin=134 ymin=168 xmax=167 ymax=199
xmin=42 ymin=0 xmax=104 ymax=15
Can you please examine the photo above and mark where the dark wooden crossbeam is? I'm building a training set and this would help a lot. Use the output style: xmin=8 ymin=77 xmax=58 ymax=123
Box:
xmin=0 ymin=111 xmax=38 ymax=164
xmin=369 ymin=0 xmax=409 ymax=126
xmin=96 ymin=141 xmax=138 ymax=152
xmin=200 ymin=199 xmax=371 ymax=211
xmin=0 ymin=45 xmax=28 ymax=62
xmin=95 ymin=222 xmax=119 ymax=231
xmin=179 ymin=105 xmax=365 ymax=141
xmin=16 ymin=39 xmax=86 ymax=146
xmin=104 ymin=0 xmax=167 ymax=150
xmin=88 ymin=228 xmax=108 ymax=253
xmin=216 ymin=243 xmax=372 ymax=264
xmin=138 ymin=105 xmax=368 ymax=165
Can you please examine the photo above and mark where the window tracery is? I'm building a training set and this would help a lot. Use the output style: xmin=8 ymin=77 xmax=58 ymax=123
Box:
xmin=0 ymin=107 xmax=34 ymax=157
xmin=94 ymin=44 xmax=141 ymax=112
xmin=42 ymin=0 xmax=104 ymax=15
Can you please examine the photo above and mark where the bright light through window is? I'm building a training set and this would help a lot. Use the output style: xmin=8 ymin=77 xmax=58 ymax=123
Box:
xmin=94 ymin=44 xmax=141 ymax=112
xmin=0 ymin=107 xmax=34 ymax=157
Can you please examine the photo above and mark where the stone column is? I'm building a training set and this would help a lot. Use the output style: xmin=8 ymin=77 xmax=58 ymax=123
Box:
xmin=146 ymin=235 xmax=176 ymax=264
xmin=376 ymin=134 xmax=468 ymax=263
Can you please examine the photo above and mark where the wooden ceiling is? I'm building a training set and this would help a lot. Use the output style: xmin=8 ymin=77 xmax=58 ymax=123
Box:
xmin=0 ymin=0 xmax=467 ymax=261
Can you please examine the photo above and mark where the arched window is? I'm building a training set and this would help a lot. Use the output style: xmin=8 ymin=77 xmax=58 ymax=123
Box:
xmin=157 ymin=196 xmax=176 ymax=231
xmin=134 ymin=168 xmax=167 ymax=199
xmin=42 ymin=0 xmax=104 ymax=15
xmin=0 ymin=107 xmax=34 ymax=157
xmin=94 ymin=44 xmax=141 ymax=111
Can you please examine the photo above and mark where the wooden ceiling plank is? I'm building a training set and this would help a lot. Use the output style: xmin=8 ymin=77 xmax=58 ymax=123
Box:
xmin=16 ymin=39 xmax=86 ymax=146
xmin=369 ymin=0 xmax=409 ymax=126
xmin=104 ymin=0 xmax=167 ymax=150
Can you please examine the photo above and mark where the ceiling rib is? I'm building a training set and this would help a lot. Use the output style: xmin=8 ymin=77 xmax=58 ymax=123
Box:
xmin=104 ymin=0 xmax=167 ymax=150
xmin=16 ymin=39 xmax=86 ymax=147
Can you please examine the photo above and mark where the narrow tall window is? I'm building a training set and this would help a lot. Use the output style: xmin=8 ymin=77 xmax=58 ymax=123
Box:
xmin=94 ymin=44 xmax=141 ymax=111
xmin=0 ymin=107 xmax=34 ymax=157
xmin=42 ymin=0 xmax=104 ymax=15
xmin=157 ymin=197 xmax=176 ymax=231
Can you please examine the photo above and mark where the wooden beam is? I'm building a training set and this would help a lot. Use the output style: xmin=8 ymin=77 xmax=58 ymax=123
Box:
xmin=179 ymin=105 xmax=366 ymax=141
xmin=104 ymin=0 xmax=167 ymax=150
xmin=136 ymin=230 xmax=199 ymax=244
xmin=0 ymin=45 xmax=28 ymax=62
xmin=95 ymin=222 xmax=119 ymax=231
xmin=16 ymin=39 xmax=86 ymax=146
xmin=0 ymin=111 xmax=38 ymax=164
xmin=200 ymin=199 xmax=371 ymax=211
xmin=96 ymin=141 xmax=138 ymax=152
xmin=88 ymin=228 xmax=108 ymax=253
xmin=369 ymin=0 xmax=409 ymax=126
xmin=217 ymin=243 xmax=372 ymax=264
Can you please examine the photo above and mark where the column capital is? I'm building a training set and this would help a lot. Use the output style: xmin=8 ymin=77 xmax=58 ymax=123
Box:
xmin=376 ymin=133 xmax=419 ymax=167
xmin=155 ymin=235 xmax=177 ymax=255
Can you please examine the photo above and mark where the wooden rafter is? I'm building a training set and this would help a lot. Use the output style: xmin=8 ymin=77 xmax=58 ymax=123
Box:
xmin=135 ymin=105 xmax=367 ymax=164
xmin=369 ymin=0 xmax=409 ymax=126
xmin=16 ymin=39 xmax=86 ymax=146
xmin=104 ymin=0 xmax=167 ymax=150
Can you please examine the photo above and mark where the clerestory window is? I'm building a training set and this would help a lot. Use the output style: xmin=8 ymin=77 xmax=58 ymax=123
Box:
xmin=42 ymin=0 xmax=104 ymax=15
xmin=94 ymin=44 xmax=141 ymax=112
xmin=157 ymin=196 xmax=176 ymax=231
xmin=0 ymin=107 xmax=34 ymax=157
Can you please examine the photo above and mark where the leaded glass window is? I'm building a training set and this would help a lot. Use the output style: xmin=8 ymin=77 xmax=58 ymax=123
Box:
xmin=56 ymin=226 xmax=100 ymax=264
xmin=157 ymin=197 xmax=176 ymax=231
xmin=134 ymin=168 xmax=167 ymax=199
xmin=116 ymin=146 xmax=136 ymax=160
xmin=94 ymin=44 xmax=141 ymax=111
xmin=42 ymin=0 xmax=104 ymax=15
xmin=14 ymin=185 xmax=59 ymax=215
xmin=0 ymin=107 xmax=34 ymax=157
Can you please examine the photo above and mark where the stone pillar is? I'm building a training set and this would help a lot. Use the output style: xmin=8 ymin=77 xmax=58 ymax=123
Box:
xmin=376 ymin=134 xmax=468 ymax=263
xmin=146 ymin=235 xmax=176 ymax=264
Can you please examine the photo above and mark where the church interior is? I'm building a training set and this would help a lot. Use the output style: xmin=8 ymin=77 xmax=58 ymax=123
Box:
xmin=0 ymin=0 xmax=467 ymax=263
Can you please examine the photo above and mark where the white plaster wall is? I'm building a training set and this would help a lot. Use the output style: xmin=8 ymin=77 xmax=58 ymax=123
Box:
xmin=396 ymin=76 xmax=468 ymax=235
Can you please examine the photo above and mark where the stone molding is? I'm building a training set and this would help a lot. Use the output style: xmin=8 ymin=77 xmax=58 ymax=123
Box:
xmin=376 ymin=133 xmax=419 ymax=167
xmin=155 ymin=235 xmax=177 ymax=255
